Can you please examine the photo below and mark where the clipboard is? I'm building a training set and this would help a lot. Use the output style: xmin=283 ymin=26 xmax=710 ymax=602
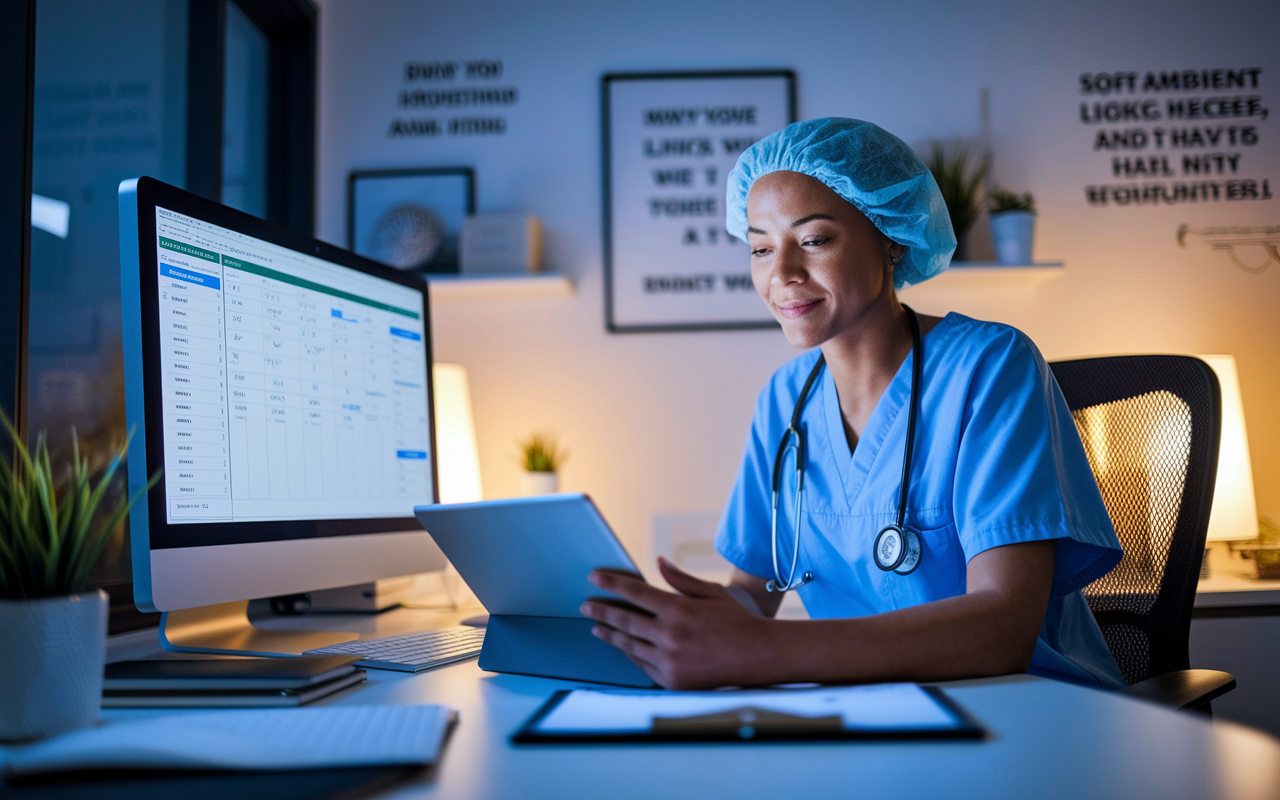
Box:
xmin=512 ymin=684 xmax=985 ymax=744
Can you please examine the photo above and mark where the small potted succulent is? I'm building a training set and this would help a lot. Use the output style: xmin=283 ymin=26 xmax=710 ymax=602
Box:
xmin=988 ymin=186 xmax=1037 ymax=265
xmin=517 ymin=430 xmax=567 ymax=497
xmin=1233 ymin=516 xmax=1280 ymax=581
xmin=0 ymin=415 xmax=156 ymax=740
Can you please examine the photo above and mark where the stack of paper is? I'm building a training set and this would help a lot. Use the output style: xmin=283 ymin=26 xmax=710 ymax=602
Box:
xmin=0 ymin=704 xmax=453 ymax=779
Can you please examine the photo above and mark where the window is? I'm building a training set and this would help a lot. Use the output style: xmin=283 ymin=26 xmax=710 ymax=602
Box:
xmin=222 ymin=2 xmax=269 ymax=217
xmin=4 ymin=0 xmax=315 ymax=632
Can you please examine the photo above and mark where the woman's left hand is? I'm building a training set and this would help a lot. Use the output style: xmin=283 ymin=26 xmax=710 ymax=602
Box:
xmin=580 ymin=557 xmax=776 ymax=689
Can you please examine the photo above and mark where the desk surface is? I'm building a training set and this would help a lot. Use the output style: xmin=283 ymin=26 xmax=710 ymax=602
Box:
xmin=1197 ymin=574 xmax=1280 ymax=609
xmin=103 ymin=606 xmax=1280 ymax=800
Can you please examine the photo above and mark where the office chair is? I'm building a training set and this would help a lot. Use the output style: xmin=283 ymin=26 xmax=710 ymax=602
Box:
xmin=1050 ymin=355 xmax=1236 ymax=713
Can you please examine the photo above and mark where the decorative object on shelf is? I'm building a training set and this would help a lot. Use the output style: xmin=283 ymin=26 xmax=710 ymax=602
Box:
xmin=1231 ymin=517 xmax=1280 ymax=580
xmin=988 ymin=186 xmax=1037 ymax=265
xmin=433 ymin=363 xmax=484 ymax=505
xmin=348 ymin=167 xmax=475 ymax=274
xmin=461 ymin=214 xmax=544 ymax=275
xmin=924 ymin=142 xmax=989 ymax=261
xmin=517 ymin=430 xmax=567 ymax=496
xmin=1177 ymin=224 xmax=1280 ymax=274
xmin=1197 ymin=355 xmax=1259 ymax=544
xmin=602 ymin=70 xmax=795 ymax=332
xmin=426 ymin=272 xmax=575 ymax=301
xmin=0 ymin=416 xmax=158 ymax=741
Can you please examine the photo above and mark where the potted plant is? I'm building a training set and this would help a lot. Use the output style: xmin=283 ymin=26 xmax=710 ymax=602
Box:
xmin=988 ymin=186 xmax=1037 ymax=265
xmin=924 ymin=142 xmax=990 ymax=261
xmin=0 ymin=415 xmax=156 ymax=741
xmin=517 ymin=430 xmax=566 ymax=496
xmin=1233 ymin=516 xmax=1280 ymax=581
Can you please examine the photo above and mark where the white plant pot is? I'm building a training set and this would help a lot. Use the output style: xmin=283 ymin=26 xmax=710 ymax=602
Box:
xmin=989 ymin=211 xmax=1036 ymax=265
xmin=519 ymin=471 xmax=559 ymax=496
xmin=0 ymin=590 xmax=107 ymax=741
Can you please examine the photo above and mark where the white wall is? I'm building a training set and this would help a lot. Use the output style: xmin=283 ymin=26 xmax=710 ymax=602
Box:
xmin=315 ymin=0 xmax=1280 ymax=580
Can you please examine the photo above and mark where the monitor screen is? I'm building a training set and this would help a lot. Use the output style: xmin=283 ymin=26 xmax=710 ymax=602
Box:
xmin=153 ymin=206 xmax=432 ymax=527
xmin=121 ymin=177 xmax=440 ymax=574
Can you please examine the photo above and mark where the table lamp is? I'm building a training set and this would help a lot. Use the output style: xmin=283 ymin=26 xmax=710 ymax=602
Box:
xmin=1198 ymin=355 xmax=1259 ymax=542
xmin=432 ymin=363 xmax=484 ymax=504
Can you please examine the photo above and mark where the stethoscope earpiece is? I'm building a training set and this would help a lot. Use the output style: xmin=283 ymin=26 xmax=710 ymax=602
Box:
xmin=765 ymin=571 xmax=813 ymax=593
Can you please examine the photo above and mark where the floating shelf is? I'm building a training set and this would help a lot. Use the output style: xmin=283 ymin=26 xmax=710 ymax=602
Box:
xmin=904 ymin=262 xmax=1065 ymax=290
xmin=426 ymin=272 xmax=575 ymax=300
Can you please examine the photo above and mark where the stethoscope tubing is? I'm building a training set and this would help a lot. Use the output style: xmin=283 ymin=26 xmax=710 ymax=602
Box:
xmin=767 ymin=305 xmax=923 ymax=591
xmin=894 ymin=307 xmax=923 ymax=532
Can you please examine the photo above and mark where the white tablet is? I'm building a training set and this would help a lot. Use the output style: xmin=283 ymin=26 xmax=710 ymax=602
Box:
xmin=413 ymin=493 xmax=641 ymax=618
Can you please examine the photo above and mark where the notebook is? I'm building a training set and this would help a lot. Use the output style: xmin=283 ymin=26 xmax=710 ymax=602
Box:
xmin=103 ymin=656 xmax=361 ymax=690
xmin=0 ymin=704 xmax=454 ymax=779
xmin=101 ymin=670 xmax=367 ymax=708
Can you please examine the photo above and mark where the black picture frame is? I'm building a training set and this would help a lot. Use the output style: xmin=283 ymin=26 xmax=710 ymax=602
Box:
xmin=601 ymin=70 xmax=796 ymax=334
xmin=348 ymin=167 xmax=476 ymax=275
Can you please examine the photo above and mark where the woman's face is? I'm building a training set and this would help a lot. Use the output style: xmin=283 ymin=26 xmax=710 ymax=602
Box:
xmin=746 ymin=171 xmax=899 ymax=349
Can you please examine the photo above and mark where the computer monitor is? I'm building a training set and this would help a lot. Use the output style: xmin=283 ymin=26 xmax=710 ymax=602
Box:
xmin=119 ymin=176 xmax=446 ymax=656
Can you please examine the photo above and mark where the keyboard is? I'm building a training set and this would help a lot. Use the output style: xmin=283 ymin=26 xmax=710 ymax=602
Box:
xmin=305 ymin=625 xmax=486 ymax=673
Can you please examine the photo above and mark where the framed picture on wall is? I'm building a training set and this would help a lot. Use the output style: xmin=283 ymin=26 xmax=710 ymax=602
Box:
xmin=602 ymin=70 xmax=796 ymax=332
xmin=348 ymin=167 xmax=475 ymax=274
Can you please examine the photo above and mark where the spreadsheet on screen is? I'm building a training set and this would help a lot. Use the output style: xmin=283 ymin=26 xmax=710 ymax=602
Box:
xmin=153 ymin=206 xmax=431 ymax=526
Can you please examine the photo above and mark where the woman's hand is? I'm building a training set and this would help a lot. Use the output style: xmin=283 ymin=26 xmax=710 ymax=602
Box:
xmin=580 ymin=557 xmax=777 ymax=690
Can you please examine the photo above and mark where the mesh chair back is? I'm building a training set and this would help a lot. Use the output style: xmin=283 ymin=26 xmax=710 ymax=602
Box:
xmin=1049 ymin=356 xmax=1220 ymax=685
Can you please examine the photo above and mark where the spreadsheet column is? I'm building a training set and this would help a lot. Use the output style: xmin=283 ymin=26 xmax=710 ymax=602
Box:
xmin=224 ymin=269 xmax=269 ymax=501
xmin=155 ymin=239 xmax=231 ymax=519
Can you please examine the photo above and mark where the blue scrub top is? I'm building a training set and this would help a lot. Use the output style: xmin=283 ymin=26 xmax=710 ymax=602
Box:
xmin=715 ymin=313 xmax=1127 ymax=690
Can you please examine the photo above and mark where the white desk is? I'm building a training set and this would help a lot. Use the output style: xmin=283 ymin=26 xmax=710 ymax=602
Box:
xmin=103 ymin=607 xmax=1280 ymax=800
xmin=1197 ymin=573 xmax=1280 ymax=612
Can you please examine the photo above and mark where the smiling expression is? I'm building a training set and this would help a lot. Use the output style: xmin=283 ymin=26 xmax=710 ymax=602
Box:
xmin=746 ymin=171 xmax=902 ymax=349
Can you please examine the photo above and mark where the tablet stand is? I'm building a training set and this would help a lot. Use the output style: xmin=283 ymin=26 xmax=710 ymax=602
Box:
xmin=479 ymin=616 xmax=655 ymax=688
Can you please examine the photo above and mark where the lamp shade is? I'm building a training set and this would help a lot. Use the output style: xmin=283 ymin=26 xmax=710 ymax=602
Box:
xmin=1199 ymin=355 xmax=1259 ymax=541
xmin=432 ymin=363 xmax=483 ymax=504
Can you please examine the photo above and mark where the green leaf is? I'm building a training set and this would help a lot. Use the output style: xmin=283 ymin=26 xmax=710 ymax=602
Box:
xmin=0 ymin=410 xmax=161 ymax=598
xmin=517 ymin=430 xmax=567 ymax=473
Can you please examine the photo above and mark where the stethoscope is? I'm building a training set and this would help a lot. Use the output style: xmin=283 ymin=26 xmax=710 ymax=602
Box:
xmin=766 ymin=305 xmax=924 ymax=592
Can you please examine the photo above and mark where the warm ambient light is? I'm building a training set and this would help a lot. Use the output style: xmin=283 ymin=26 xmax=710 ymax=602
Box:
xmin=1199 ymin=355 xmax=1259 ymax=541
xmin=432 ymin=363 xmax=484 ymax=504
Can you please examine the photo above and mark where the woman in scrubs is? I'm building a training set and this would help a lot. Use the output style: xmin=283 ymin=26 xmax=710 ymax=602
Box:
xmin=580 ymin=118 xmax=1126 ymax=692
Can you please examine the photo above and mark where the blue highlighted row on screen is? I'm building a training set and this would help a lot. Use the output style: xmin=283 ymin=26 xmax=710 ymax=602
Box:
xmin=390 ymin=327 xmax=421 ymax=341
xmin=397 ymin=450 xmax=428 ymax=459
xmin=161 ymin=263 xmax=221 ymax=290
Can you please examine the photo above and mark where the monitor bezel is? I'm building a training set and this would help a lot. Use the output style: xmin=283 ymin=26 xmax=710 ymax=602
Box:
xmin=122 ymin=176 xmax=439 ymax=554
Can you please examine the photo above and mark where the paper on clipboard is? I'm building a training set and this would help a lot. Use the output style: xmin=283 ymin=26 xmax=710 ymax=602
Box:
xmin=534 ymin=683 xmax=959 ymax=733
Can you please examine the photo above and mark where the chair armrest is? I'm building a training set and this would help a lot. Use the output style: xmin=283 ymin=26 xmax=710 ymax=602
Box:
xmin=1118 ymin=669 xmax=1236 ymax=711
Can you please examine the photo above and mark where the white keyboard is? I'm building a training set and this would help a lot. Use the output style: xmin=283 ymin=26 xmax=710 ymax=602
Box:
xmin=306 ymin=626 xmax=486 ymax=673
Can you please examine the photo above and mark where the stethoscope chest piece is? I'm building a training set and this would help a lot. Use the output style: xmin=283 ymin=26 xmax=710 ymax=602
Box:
xmin=874 ymin=524 xmax=922 ymax=575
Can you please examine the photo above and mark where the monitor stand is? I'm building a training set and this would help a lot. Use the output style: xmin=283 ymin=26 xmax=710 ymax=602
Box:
xmin=159 ymin=600 xmax=357 ymax=657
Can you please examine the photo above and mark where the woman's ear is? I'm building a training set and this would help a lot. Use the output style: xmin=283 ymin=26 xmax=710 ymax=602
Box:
xmin=883 ymin=238 xmax=905 ymax=272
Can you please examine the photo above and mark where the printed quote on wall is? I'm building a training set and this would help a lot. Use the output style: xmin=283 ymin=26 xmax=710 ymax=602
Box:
xmin=1080 ymin=67 xmax=1271 ymax=207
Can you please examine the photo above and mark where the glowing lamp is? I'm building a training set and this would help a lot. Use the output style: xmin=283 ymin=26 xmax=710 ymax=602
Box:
xmin=432 ymin=363 xmax=483 ymax=504
xmin=1199 ymin=355 xmax=1259 ymax=541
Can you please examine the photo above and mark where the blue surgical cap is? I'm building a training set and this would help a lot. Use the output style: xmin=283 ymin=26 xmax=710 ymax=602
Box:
xmin=726 ymin=118 xmax=957 ymax=289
